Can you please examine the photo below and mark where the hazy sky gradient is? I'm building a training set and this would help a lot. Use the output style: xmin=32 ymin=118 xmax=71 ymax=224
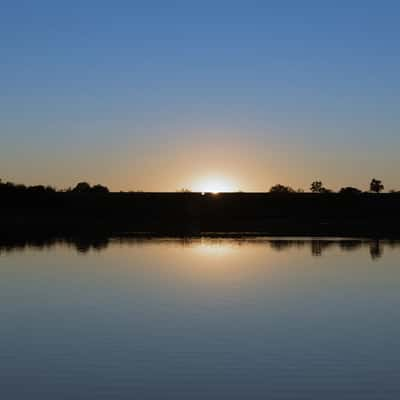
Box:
xmin=1 ymin=1 xmax=399 ymax=191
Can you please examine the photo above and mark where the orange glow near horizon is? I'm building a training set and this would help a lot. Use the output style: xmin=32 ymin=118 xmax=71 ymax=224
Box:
xmin=191 ymin=176 xmax=237 ymax=194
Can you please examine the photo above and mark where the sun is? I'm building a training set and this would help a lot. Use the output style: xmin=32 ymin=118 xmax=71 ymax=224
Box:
xmin=192 ymin=177 xmax=236 ymax=194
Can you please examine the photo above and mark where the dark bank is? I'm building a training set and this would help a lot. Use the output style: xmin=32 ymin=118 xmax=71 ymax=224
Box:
xmin=2 ymin=190 xmax=400 ymax=238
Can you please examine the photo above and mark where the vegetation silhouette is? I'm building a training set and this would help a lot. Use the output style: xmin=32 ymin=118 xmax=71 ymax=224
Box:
xmin=269 ymin=184 xmax=295 ymax=193
xmin=0 ymin=178 xmax=393 ymax=196
xmin=72 ymin=182 xmax=91 ymax=193
xmin=369 ymin=240 xmax=383 ymax=259
xmin=1 ymin=178 xmax=400 ymax=237
xmin=370 ymin=178 xmax=384 ymax=193
xmin=339 ymin=187 xmax=362 ymax=195
xmin=310 ymin=180 xmax=332 ymax=193
xmin=71 ymin=182 xmax=109 ymax=193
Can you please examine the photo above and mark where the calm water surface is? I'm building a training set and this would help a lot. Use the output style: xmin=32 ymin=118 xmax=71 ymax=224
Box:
xmin=1 ymin=237 xmax=399 ymax=399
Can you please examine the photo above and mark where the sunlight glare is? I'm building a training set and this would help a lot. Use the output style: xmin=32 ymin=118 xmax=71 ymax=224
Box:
xmin=192 ymin=177 xmax=236 ymax=194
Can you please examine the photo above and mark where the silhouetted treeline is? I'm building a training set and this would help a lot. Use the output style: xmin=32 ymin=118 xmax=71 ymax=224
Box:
xmin=0 ymin=180 xmax=109 ymax=195
xmin=0 ymin=178 xmax=397 ymax=195
xmin=268 ymin=179 xmax=390 ymax=194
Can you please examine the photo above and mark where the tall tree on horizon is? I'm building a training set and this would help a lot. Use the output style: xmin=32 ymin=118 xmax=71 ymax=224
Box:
xmin=370 ymin=179 xmax=384 ymax=193
xmin=310 ymin=181 xmax=332 ymax=193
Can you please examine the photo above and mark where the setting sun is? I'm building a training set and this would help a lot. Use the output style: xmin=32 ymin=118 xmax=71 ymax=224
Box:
xmin=192 ymin=177 xmax=236 ymax=194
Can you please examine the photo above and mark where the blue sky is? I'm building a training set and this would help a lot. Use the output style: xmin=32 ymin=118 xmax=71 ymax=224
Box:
xmin=1 ymin=1 xmax=399 ymax=191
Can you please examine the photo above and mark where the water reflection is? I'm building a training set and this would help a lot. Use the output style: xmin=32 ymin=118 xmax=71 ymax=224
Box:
xmin=0 ymin=236 xmax=398 ymax=260
xmin=1 ymin=234 xmax=400 ymax=400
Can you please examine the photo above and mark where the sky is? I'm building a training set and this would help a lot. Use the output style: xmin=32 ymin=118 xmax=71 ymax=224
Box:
xmin=1 ymin=0 xmax=400 ymax=192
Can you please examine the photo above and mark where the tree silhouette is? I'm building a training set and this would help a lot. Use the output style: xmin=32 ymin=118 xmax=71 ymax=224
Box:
xmin=310 ymin=181 xmax=332 ymax=193
xmin=73 ymin=182 xmax=91 ymax=193
xmin=370 ymin=178 xmax=384 ymax=193
xmin=91 ymin=184 xmax=109 ymax=194
xmin=28 ymin=185 xmax=56 ymax=194
xmin=269 ymin=184 xmax=295 ymax=193
xmin=339 ymin=186 xmax=362 ymax=195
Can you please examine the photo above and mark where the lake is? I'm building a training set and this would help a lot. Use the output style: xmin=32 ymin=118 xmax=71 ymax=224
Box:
xmin=1 ymin=237 xmax=399 ymax=399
